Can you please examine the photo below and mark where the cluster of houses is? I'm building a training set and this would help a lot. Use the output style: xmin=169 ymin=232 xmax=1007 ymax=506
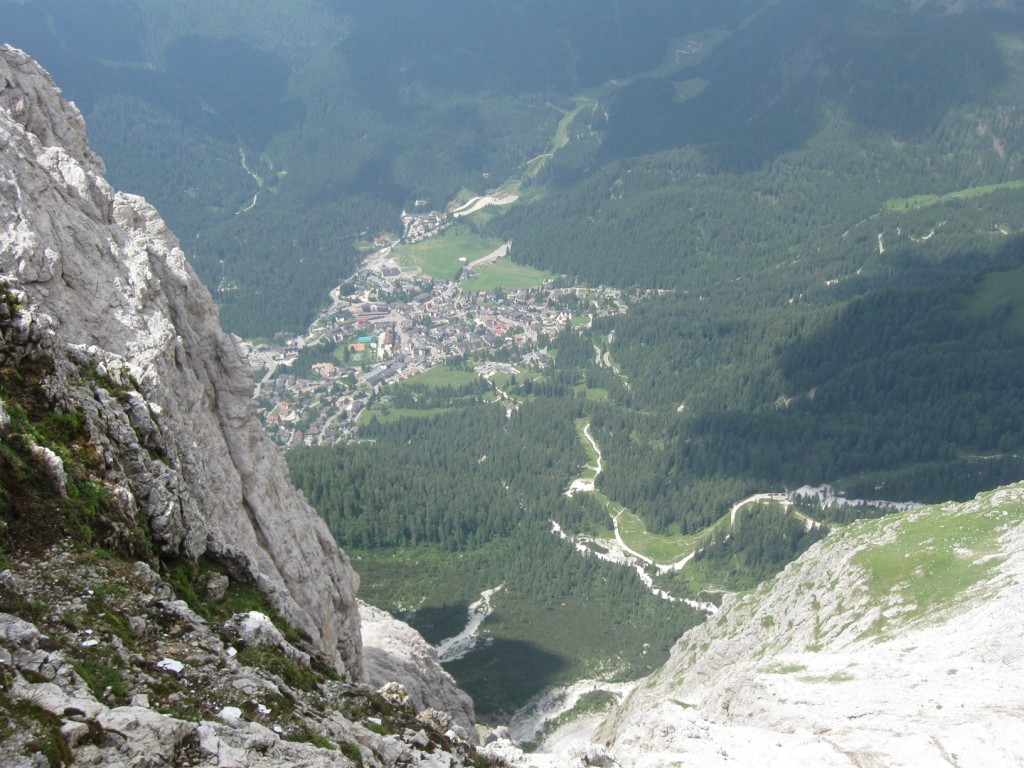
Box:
xmin=245 ymin=250 xmax=628 ymax=448
xmin=401 ymin=209 xmax=450 ymax=244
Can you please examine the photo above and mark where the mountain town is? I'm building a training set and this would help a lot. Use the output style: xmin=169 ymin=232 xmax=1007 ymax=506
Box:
xmin=245 ymin=222 xmax=629 ymax=447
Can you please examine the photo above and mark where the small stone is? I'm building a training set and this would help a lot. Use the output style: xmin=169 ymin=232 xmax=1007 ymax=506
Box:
xmin=218 ymin=706 xmax=244 ymax=724
xmin=152 ymin=582 xmax=175 ymax=601
xmin=157 ymin=658 xmax=185 ymax=674
xmin=60 ymin=720 xmax=90 ymax=747
xmin=379 ymin=681 xmax=410 ymax=705
xmin=0 ymin=569 xmax=21 ymax=593
xmin=204 ymin=574 xmax=229 ymax=601
xmin=132 ymin=562 xmax=162 ymax=591
xmin=406 ymin=729 xmax=431 ymax=749
xmin=232 ymin=677 xmax=259 ymax=694
xmin=131 ymin=694 xmax=150 ymax=708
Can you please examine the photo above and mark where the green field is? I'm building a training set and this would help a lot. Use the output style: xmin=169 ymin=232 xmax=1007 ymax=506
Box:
xmin=460 ymin=259 xmax=553 ymax=292
xmin=357 ymin=405 xmax=454 ymax=424
xmin=580 ymin=386 xmax=609 ymax=401
xmin=403 ymin=365 xmax=481 ymax=388
xmin=393 ymin=226 xmax=502 ymax=279
xmin=613 ymin=504 xmax=708 ymax=564
xmin=884 ymin=179 xmax=1024 ymax=212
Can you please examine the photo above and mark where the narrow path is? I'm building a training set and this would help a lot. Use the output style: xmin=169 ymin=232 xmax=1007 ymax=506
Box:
xmin=236 ymin=147 xmax=262 ymax=214
xmin=467 ymin=241 xmax=512 ymax=269
xmin=657 ymin=492 xmax=800 ymax=574
xmin=565 ymin=422 xmax=602 ymax=495
xmin=583 ymin=423 xmax=601 ymax=476
xmin=558 ymin=424 xmax=831 ymax=601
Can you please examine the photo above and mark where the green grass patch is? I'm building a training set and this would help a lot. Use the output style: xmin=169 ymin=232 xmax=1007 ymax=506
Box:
xmin=237 ymin=645 xmax=319 ymax=692
xmin=74 ymin=647 xmax=129 ymax=704
xmin=461 ymin=259 xmax=552 ymax=292
xmin=799 ymin=670 xmax=855 ymax=684
xmin=884 ymin=179 xmax=1024 ymax=212
xmin=403 ymin=366 xmax=481 ymax=388
xmin=393 ymin=226 xmax=502 ymax=279
xmin=612 ymin=503 xmax=710 ymax=564
xmin=358 ymin=405 xmax=456 ymax=425
xmin=761 ymin=662 xmax=808 ymax=675
xmin=851 ymin=487 xmax=1023 ymax=631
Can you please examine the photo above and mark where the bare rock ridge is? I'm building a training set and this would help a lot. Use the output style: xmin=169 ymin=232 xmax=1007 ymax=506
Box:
xmin=0 ymin=45 xmax=362 ymax=678
xmin=593 ymin=482 xmax=1024 ymax=767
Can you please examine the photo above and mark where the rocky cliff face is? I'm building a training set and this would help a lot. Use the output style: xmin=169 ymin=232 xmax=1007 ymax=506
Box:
xmin=594 ymin=483 xmax=1024 ymax=767
xmin=0 ymin=44 xmax=363 ymax=679
xmin=0 ymin=44 xmax=489 ymax=767
xmin=361 ymin=602 xmax=475 ymax=733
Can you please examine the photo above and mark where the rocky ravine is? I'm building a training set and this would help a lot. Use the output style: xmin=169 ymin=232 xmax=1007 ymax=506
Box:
xmin=594 ymin=483 xmax=1024 ymax=767
xmin=1 ymin=45 xmax=481 ymax=766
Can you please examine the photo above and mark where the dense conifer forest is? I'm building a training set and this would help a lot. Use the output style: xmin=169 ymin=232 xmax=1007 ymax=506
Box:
xmin=7 ymin=0 xmax=1024 ymax=720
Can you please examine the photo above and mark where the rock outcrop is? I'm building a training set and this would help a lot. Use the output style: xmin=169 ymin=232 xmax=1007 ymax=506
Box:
xmin=0 ymin=44 xmax=362 ymax=678
xmin=0 ymin=549 xmax=494 ymax=768
xmin=0 ymin=44 xmax=491 ymax=766
xmin=360 ymin=601 xmax=476 ymax=735
xmin=594 ymin=483 xmax=1024 ymax=767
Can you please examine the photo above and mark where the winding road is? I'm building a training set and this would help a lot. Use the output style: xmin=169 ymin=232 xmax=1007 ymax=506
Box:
xmin=565 ymin=422 xmax=602 ymax=495
xmin=554 ymin=424 xmax=831 ymax=609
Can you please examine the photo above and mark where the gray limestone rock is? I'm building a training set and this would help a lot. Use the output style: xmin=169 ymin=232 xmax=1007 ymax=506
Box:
xmin=223 ymin=611 xmax=311 ymax=669
xmin=0 ymin=44 xmax=361 ymax=679
xmin=360 ymin=601 xmax=476 ymax=735
xmin=1 ymin=49 xmax=482 ymax=765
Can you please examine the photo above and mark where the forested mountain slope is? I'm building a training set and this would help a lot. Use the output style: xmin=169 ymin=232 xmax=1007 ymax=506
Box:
xmin=1 ymin=0 xmax=760 ymax=337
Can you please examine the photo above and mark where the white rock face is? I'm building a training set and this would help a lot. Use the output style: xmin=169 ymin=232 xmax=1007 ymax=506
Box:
xmin=595 ymin=483 xmax=1024 ymax=767
xmin=0 ymin=45 xmax=361 ymax=678
xmin=360 ymin=601 xmax=476 ymax=734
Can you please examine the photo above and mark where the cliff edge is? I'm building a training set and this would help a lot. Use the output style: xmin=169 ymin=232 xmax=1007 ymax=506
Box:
xmin=0 ymin=44 xmax=361 ymax=678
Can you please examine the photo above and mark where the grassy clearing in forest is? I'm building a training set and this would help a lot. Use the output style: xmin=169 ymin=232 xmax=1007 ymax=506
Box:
xmin=403 ymin=366 xmax=480 ymax=388
xmin=884 ymin=179 xmax=1024 ymax=212
xmin=393 ymin=226 xmax=501 ymax=278
xmin=603 ymin=499 xmax=705 ymax=564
